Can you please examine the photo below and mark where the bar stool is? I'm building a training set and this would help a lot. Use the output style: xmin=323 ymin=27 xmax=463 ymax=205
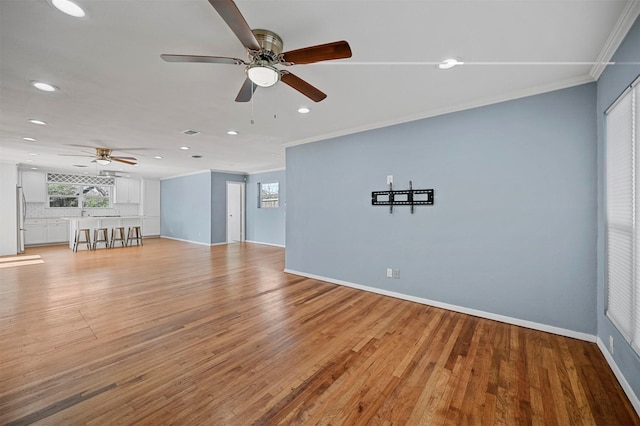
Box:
xmin=127 ymin=226 xmax=143 ymax=247
xmin=110 ymin=227 xmax=127 ymax=248
xmin=93 ymin=228 xmax=110 ymax=250
xmin=73 ymin=228 xmax=92 ymax=252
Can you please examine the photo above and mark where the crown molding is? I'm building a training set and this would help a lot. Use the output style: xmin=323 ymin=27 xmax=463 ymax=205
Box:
xmin=590 ymin=0 xmax=640 ymax=80
xmin=284 ymin=74 xmax=595 ymax=150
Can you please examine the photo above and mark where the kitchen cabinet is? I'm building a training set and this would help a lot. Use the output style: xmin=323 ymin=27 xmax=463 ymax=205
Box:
xmin=142 ymin=217 xmax=160 ymax=237
xmin=24 ymin=219 xmax=69 ymax=245
xmin=46 ymin=219 xmax=68 ymax=243
xmin=142 ymin=179 xmax=160 ymax=216
xmin=21 ymin=171 xmax=46 ymax=203
xmin=114 ymin=178 xmax=140 ymax=204
xmin=142 ymin=179 xmax=160 ymax=237
xmin=24 ymin=219 xmax=47 ymax=245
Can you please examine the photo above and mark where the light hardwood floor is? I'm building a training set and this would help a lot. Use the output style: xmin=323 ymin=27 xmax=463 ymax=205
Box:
xmin=1 ymin=239 xmax=638 ymax=425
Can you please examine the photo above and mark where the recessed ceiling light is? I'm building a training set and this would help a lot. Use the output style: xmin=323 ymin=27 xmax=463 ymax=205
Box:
xmin=28 ymin=119 xmax=47 ymax=125
xmin=227 ymin=130 xmax=239 ymax=136
xmin=31 ymin=81 xmax=58 ymax=92
xmin=25 ymin=160 xmax=34 ymax=163
xmin=154 ymin=156 xmax=163 ymax=159
xmin=29 ymin=153 xmax=38 ymax=156
xmin=298 ymin=107 xmax=311 ymax=114
xmin=22 ymin=137 xmax=37 ymax=141
xmin=50 ymin=0 xmax=86 ymax=18
xmin=437 ymin=58 xmax=464 ymax=70
xmin=180 ymin=146 xmax=190 ymax=150
xmin=30 ymin=167 xmax=38 ymax=170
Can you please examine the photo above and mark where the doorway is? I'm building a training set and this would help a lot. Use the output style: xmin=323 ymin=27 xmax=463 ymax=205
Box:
xmin=226 ymin=181 xmax=245 ymax=243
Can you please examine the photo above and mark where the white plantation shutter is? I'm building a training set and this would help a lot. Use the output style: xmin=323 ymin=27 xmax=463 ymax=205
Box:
xmin=634 ymin=83 xmax=640 ymax=354
xmin=606 ymin=78 xmax=640 ymax=355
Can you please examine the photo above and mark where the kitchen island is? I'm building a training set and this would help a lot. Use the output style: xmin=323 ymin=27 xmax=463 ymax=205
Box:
xmin=64 ymin=216 xmax=143 ymax=250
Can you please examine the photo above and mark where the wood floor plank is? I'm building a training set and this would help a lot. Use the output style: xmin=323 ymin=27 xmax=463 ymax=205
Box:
xmin=0 ymin=239 xmax=638 ymax=425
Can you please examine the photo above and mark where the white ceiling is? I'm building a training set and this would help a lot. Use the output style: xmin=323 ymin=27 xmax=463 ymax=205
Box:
xmin=1 ymin=0 xmax=639 ymax=179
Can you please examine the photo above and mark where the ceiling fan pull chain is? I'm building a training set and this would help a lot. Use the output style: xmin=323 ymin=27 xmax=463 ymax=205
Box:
xmin=273 ymin=84 xmax=278 ymax=119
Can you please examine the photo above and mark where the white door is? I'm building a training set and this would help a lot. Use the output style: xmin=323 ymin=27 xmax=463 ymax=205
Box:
xmin=226 ymin=181 xmax=244 ymax=243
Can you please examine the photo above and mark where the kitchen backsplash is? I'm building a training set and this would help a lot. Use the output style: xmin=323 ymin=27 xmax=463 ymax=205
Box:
xmin=26 ymin=203 xmax=140 ymax=218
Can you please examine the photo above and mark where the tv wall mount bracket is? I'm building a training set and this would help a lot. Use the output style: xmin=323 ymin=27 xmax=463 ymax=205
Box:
xmin=371 ymin=181 xmax=434 ymax=214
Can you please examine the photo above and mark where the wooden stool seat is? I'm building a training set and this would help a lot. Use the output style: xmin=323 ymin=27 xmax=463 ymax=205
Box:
xmin=110 ymin=227 xmax=127 ymax=248
xmin=93 ymin=228 xmax=110 ymax=250
xmin=127 ymin=226 xmax=143 ymax=247
xmin=73 ymin=228 xmax=92 ymax=252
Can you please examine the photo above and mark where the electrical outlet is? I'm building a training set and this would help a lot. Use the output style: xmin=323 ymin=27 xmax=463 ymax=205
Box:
xmin=387 ymin=175 xmax=393 ymax=185
xmin=393 ymin=269 xmax=400 ymax=279
xmin=609 ymin=336 xmax=614 ymax=354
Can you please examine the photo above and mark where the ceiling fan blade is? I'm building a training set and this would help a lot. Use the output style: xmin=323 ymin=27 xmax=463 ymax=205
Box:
xmin=207 ymin=0 xmax=260 ymax=51
xmin=281 ymin=41 xmax=352 ymax=65
xmin=59 ymin=154 xmax=94 ymax=157
xmin=112 ymin=158 xmax=137 ymax=166
xmin=280 ymin=72 xmax=327 ymax=102
xmin=235 ymin=77 xmax=257 ymax=102
xmin=111 ymin=156 xmax=137 ymax=161
xmin=161 ymin=54 xmax=245 ymax=65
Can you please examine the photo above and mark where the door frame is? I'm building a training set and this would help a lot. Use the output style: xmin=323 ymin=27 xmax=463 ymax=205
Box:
xmin=226 ymin=181 xmax=245 ymax=243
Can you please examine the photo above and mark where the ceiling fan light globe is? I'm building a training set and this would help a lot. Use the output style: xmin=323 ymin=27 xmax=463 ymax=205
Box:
xmin=247 ymin=65 xmax=279 ymax=87
xmin=50 ymin=0 xmax=86 ymax=18
xmin=96 ymin=159 xmax=111 ymax=165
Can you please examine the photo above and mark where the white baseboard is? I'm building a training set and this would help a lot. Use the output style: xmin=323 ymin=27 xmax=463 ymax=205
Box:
xmin=283 ymin=269 xmax=597 ymax=343
xmin=245 ymin=240 xmax=285 ymax=248
xmin=596 ymin=338 xmax=640 ymax=417
xmin=160 ymin=235 xmax=226 ymax=247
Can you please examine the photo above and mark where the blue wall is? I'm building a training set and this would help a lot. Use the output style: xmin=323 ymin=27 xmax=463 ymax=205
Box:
xmin=160 ymin=170 xmax=247 ymax=245
xmin=246 ymin=170 xmax=286 ymax=246
xmin=286 ymin=83 xmax=597 ymax=335
xmin=160 ymin=171 xmax=212 ymax=244
xmin=596 ymin=15 xmax=640 ymax=407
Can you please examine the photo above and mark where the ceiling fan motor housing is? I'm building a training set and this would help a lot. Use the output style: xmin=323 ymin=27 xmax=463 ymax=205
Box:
xmin=246 ymin=29 xmax=284 ymax=87
xmin=252 ymin=29 xmax=283 ymax=59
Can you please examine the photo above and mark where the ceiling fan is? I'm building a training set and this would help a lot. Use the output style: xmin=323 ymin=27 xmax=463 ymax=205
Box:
xmin=60 ymin=147 xmax=137 ymax=166
xmin=161 ymin=0 xmax=352 ymax=102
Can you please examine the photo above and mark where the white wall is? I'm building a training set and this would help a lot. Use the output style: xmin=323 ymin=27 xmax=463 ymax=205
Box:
xmin=0 ymin=162 xmax=18 ymax=256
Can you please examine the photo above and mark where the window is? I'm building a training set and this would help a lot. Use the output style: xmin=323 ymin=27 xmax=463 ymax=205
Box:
xmin=82 ymin=186 xmax=110 ymax=208
xmin=48 ymin=183 xmax=112 ymax=208
xmin=48 ymin=183 xmax=79 ymax=207
xmin=259 ymin=182 xmax=279 ymax=208
xmin=606 ymin=76 xmax=640 ymax=355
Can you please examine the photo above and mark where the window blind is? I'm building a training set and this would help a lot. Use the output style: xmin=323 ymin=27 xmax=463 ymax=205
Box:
xmin=606 ymin=79 xmax=640 ymax=355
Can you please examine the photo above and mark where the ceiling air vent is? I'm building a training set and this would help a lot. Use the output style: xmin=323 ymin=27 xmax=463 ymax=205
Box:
xmin=181 ymin=129 xmax=200 ymax=136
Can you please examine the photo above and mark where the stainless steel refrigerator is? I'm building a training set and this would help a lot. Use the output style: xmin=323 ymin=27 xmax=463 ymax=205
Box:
xmin=17 ymin=186 xmax=25 ymax=254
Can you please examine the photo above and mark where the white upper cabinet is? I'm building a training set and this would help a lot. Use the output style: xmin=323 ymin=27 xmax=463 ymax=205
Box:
xmin=114 ymin=177 xmax=140 ymax=204
xmin=142 ymin=179 xmax=160 ymax=216
xmin=21 ymin=171 xmax=46 ymax=203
